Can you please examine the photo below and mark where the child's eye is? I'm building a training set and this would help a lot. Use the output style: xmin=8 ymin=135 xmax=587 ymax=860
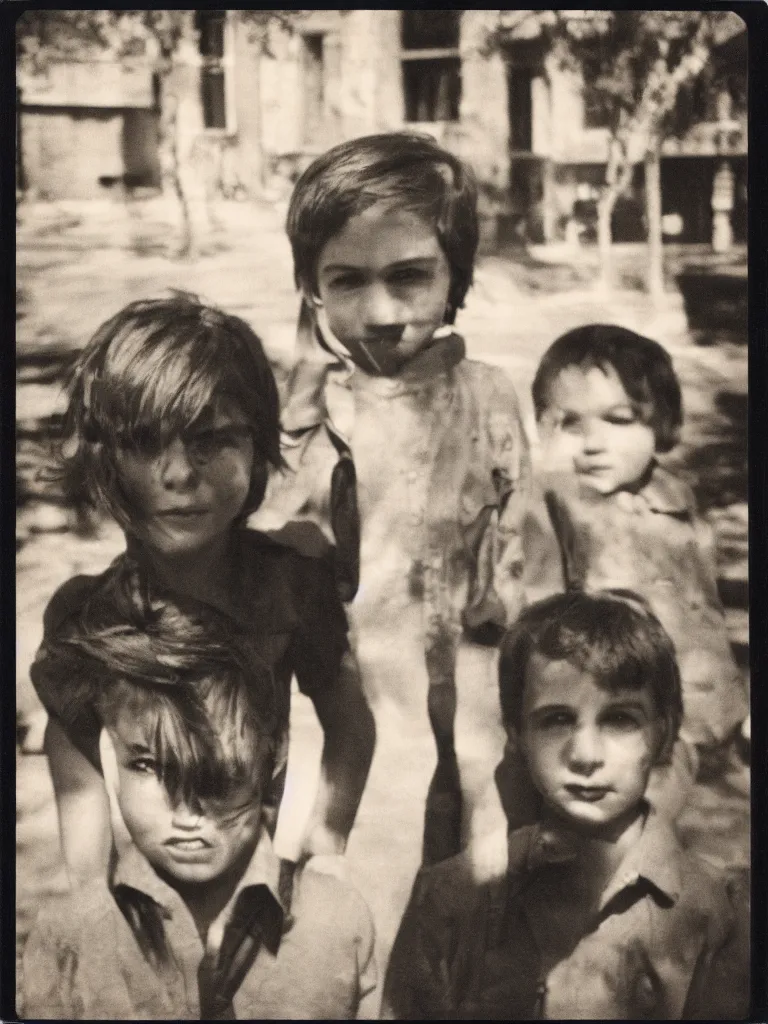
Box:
xmin=536 ymin=710 xmax=574 ymax=730
xmin=328 ymin=273 xmax=364 ymax=291
xmin=389 ymin=267 xmax=431 ymax=287
xmin=187 ymin=427 xmax=250 ymax=460
xmin=118 ymin=429 xmax=162 ymax=457
xmin=560 ymin=413 xmax=581 ymax=433
xmin=600 ymin=710 xmax=641 ymax=730
xmin=604 ymin=412 xmax=637 ymax=426
xmin=128 ymin=756 xmax=158 ymax=775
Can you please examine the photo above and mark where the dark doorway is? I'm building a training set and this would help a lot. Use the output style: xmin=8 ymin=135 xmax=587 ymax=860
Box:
xmin=507 ymin=66 xmax=533 ymax=152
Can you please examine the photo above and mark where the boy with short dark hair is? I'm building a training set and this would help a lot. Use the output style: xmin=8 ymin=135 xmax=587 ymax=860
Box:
xmin=23 ymin=589 xmax=376 ymax=1020
xmin=383 ymin=590 xmax=749 ymax=1020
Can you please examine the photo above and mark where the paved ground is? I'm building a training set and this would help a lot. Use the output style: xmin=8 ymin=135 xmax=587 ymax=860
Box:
xmin=15 ymin=196 xmax=749 ymax=1015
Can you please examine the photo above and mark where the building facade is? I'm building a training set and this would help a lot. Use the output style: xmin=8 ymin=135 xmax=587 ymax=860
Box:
xmin=17 ymin=58 xmax=160 ymax=200
xmin=17 ymin=10 xmax=747 ymax=246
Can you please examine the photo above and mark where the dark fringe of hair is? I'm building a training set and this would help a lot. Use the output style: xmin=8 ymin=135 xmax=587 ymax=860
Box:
xmin=498 ymin=588 xmax=683 ymax=745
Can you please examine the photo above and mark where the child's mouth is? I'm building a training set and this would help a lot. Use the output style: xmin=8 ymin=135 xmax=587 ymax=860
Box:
xmin=565 ymin=784 xmax=611 ymax=802
xmin=165 ymin=837 xmax=211 ymax=850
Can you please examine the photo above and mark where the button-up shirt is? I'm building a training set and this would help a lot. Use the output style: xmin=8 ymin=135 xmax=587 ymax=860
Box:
xmin=250 ymin=332 xmax=531 ymax=994
xmin=382 ymin=808 xmax=749 ymax=1019
xmin=22 ymin=833 xmax=376 ymax=1019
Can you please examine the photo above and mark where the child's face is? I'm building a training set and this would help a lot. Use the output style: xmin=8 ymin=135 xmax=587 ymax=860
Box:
xmin=314 ymin=203 xmax=452 ymax=376
xmin=538 ymin=365 xmax=656 ymax=494
xmin=114 ymin=399 xmax=256 ymax=556
xmin=104 ymin=708 xmax=262 ymax=886
xmin=516 ymin=653 xmax=663 ymax=838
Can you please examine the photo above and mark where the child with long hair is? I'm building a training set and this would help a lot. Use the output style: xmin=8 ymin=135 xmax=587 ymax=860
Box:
xmin=31 ymin=292 xmax=374 ymax=888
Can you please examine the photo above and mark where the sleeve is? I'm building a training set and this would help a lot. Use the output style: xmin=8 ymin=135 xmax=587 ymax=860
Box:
xmin=682 ymin=870 xmax=751 ymax=1020
xmin=21 ymin=910 xmax=78 ymax=1019
xmin=381 ymin=871 xmax=458 ymax=1021
xmin=462 ymin=369 xmax=532 ymax=644
xmin=29 ymin=575 xmax=103 ymax=768
xmin=288 ymin=552 xmax=351 ymax=697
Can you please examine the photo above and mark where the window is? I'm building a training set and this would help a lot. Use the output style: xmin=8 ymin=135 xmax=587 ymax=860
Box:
xmin=581 ymin=55 xmax=613 ymax=130
xmin=302 ymin=33 xmax=325 ymax=146
xmin=195 ymin=10 xmax=229 ymax=131
xmin=401 ymin=11 xmax=461 ymax=123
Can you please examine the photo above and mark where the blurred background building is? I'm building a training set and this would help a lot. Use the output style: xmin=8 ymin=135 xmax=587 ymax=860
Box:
xmin=16 ymin=9 xmax=747 ymax=246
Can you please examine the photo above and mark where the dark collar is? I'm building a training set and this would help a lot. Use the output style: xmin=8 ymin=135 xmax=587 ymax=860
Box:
xmin=506 ymin=804 xmax=682 ymax=909
xmin=112 ymin=829 xmax=287 ymax=939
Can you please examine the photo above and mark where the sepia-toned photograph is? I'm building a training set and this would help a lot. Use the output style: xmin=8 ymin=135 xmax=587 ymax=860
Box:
xmin=15 ymin=8 xmax=752 ymax=1019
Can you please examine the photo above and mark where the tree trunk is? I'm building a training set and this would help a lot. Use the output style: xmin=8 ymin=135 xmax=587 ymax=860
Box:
xmin=595 ymin=134 xmax=633 ymax=293
xmin=234 ymin=15 xmax=267 ymax=197
xmin=158 ymin=90 xmax=193 ymax=257
xmin=157 ymin=18 xmax=209 ymax=259
xmin=644 ymin=131 xmax=665 ymax=303
xmin=596 ymin=193 xmax=616 ymax=292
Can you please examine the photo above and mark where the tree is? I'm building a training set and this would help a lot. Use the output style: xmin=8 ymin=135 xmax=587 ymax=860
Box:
xmin=485 ymin=10 xmax=744 ymax=295
xmin=16 ymin=10 xmax=312 ymax=258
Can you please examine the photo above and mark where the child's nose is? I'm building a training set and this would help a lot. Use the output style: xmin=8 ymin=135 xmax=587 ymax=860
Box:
xmin=363 ymin=283 xmax=405 ymax=329
xmin=159 ymin=437 xmax=198 ymax=488
xmin=566 ymin=725 xmax=604 ymax=774
xmin=581 ymin=418 xmax=607 ymax=453
xmin=171 ymin=798 xmax=204 ymax=828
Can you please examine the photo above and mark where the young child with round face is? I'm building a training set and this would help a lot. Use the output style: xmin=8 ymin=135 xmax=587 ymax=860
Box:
xmin=528 ymin=325 xmax=748 ymax=810
xmin=383 ymin=591 xmax=749 ymax=1020
xmin=23 ymin=591 xmax=375 ymax=1020
xmin=30 ymin=293 xmax=374 ymax=889
xmin=249 ymin=132 xmax=531 ymax=987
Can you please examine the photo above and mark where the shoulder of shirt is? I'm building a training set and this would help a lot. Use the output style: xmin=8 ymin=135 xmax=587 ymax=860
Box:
xmin=293 ymin=862 xmax=373 ymax=931
xmin=673 ymin=847 xmax=742 ymax=910
xmin=411 ymin=829 xmax=509 ymax=916
xmin=655 ymin=846 xmax=746 ymax=950
xmin=460 ymin=358 xmax=519 ymax=391
xmin=42 ymin=569 xmax=113 ymax=634
xmin=28 ymin=879 xmax=119 ymax=947
xmin=239 ymin=524 xmax=333 ymax=562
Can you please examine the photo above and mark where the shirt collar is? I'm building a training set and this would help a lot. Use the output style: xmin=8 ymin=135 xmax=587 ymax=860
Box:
xmin=507 ymin=804 xmax=682 ymax=909
xmin=112 ymin=827 xmax=286 ymax=922
xmin=636 ymin=462 xmax=691 ymax=515
xmin=280 ymin=328 xmax=466 ymax=434
xmin=598 ymin=804 xmax=682 ymax=909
